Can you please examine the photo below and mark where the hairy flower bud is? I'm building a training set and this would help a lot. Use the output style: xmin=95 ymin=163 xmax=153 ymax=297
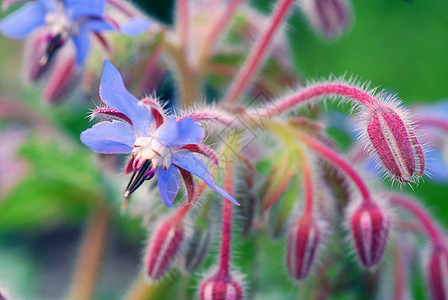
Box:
xmin=143 ymin=214 xmax=185 ymax=281
xmin=426 ymin=246 xmax=448 ymax=300
xmin=286 ymin=215 xmax=320 ymax=280
xmin=299 ymin=0 xmax=351 ymax=39
xmin=199 ymin=271 xmax=244 ymax=300
xmin=42 ymin=52 xmax=78 ymax=103
xmin=366 ymin=104 xmax=425 ymax=183
xmin=24 ymin=30 xmax=51 ymax=82
xmin=349 ymin=201 xmax=391 ymax=268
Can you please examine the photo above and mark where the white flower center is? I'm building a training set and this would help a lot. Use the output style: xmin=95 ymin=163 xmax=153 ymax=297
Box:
xmin=44 ymin=3 xmax=74 ymax=36
xmin=133 ymin=137 xmax=173 ymax=170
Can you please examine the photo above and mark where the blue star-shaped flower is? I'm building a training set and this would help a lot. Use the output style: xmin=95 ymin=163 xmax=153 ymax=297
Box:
xmin=0 ymin=0 xmax=113 ymax=65
xmin=81 ymin=60 xmax=238 ymax=207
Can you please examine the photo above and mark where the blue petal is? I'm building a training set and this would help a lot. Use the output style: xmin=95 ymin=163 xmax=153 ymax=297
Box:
xmin=81 ymin=19 xmax=114 ymax=32
xmin=120 ymin=17 xmax=151 ymax=37
xmin=174 ymin=117 xmax=205 ymax=146
xmin=63 ymin=0 xmax=105 ymax=19
xmin=99 ymin=61 xmax=154 ymax=136
xmin=417 ymin=100 xmax=448 ymax=119
xmin=0 ymin=2 xmax=45 ymax=39
xmin=38 ymin=0 xmax=57 ymax=12
xmin=425 ymin=149 xmax=448 ymax=183
xmin=155 ymin=117 xmax=205 ymax=148
xmin=72 ymin=33 xmax=90 ymax=65
xmin=172 ymin=151 xmax=238 ymax=205
xmin=80 ymin=120 xmax=135 ymax=154
xmin=327 ymin=111 xmax=359 ymax=140
xmin=157 ymin=165 xmax=180 ymax=207
xmin=155 ymin=116 xmax=179 ymax=145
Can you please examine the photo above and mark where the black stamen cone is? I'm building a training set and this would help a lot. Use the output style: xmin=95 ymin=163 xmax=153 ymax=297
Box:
xmin=40 ymin=33 xmax=63 ymax=66
xmin=124 ymin=160 xmax=152 ymax=198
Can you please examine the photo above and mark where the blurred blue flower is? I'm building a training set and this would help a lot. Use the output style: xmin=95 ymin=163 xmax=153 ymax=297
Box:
xmin=120 ymin=17 xmax=151 ymax=37
xmin=412 ymin=100 xmax=448 ymax=183
xmin=0 ymin=0 xmax=113 ymax=65
xmin=81 ymin=61 xmax=238 ymax=207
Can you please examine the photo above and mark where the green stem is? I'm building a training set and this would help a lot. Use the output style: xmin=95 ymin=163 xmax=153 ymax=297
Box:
xmin=67 ymin=205 xmax=109 ymax=300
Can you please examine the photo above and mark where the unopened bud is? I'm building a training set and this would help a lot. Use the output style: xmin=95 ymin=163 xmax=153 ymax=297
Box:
xmin=349 ymin=201 xmax=391 ymax=268
xmin=143 ymin=214 xmax=184 ymax=281
xmin=299 ymin=0 xmax=351 ymax=39
xmin=286 ymin=215 xmax=320 ymax=280
xmin=199 ymin=271 xmax=244 ymax=300
xmin=426 ymin=246 xmax=448 ymax=300
xmin=366 ymin=105 xmax=425 ymax=183
xmin=24 ymin=30 xmax=51 ymax=82
xmin=42 ymin=52 xmax=78 ymax=103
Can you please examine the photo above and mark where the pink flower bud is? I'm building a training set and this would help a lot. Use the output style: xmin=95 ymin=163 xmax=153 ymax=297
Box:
xmin=143 ymin=214 xmax=185 ymax=281
xmin=366 ymin=105 xmax=425 ymax=183
xmin=349 ymin=202 xmax=391 ymax=268
xmin=42 ymin=52 xmax=78 ymax=103
xmin=426 ymin=246 xmax=448 ymax=300
xmin=286 ymin=215 xmax=320 ymax=280
xmin=23 ymin=30 xmax=51 ymax=82
xmin=299 ymin=0 xmax=351 ymax=39
xmin=199 ymin=271 xmax=244 ymax=300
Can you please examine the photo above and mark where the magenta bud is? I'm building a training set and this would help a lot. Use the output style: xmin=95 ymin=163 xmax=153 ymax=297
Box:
xmin=286 ymin=215 xmax=320 ymax=280
xmin=42 ymin=53 xmax=78 ymax=103
xmin=426 ymin=246 xmax=448 ymax=300
xmin=300 ymin=0 xmax=351 ymax=39
xmin=199 ymin=272 xmax=244 ymax=300
xmin=143 ymin=215 xmax=184 ymax=281
xmin=366 ymin=105 xmax=425 ymax=183
xmin=24 ymin=30 xmax=51 ymax=82
xmin=350 ymin=202 xmax=391 ymax=268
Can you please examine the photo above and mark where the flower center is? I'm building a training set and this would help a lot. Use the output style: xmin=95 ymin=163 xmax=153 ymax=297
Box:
xmin=133 ymin=137 xmax=173 ymax=171
xmin=44 ymin=3 xmax=74 ymax=37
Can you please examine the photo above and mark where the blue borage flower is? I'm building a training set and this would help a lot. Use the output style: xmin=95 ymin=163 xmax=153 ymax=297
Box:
xmin=81 ymin=61 xmax=238 ymax=207
xmin=0 ymin=0 xmax=113 ymax=65
xmin=412 ymin=100 xmax=448 ymax=183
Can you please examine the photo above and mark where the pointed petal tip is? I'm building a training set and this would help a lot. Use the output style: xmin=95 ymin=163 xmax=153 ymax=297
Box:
xmin=229 ymin=197 xmax=240 ymax=206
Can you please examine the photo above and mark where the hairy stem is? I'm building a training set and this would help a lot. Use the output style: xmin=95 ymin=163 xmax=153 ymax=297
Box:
xmin=138 ymin=45 xmax=163 ymax=97
xmin=198 ymin=0 xmax=245 ymax=66
xmin=223 ymin=0 xmax=295 ymax=104
xmin=296 ymin=146 xmax=314 ymax=216
xmin=219 ymin=161 xmax=234 ymax=273
xmin=250 ymin=83 xmax=378 ymax=117
xmin=162 ymin=39 xmax=200 ymax=106
xmin=417 ymin=118 xmax=448 ymax=132
xmin=67 ymin=206 xmax=109 ymax=300
xmin=270 ymin=123 xmax=373 ymax=204
xmin=389 ymin=194 xmax=446 ymax=248
xmin=176 ymin=0 xmax=189 ymax=50
xmin=393 ymin=243 xmax=407 ymax=300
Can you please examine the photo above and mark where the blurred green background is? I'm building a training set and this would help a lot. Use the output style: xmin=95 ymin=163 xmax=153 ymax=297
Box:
xmin=0 ymin=0 xmax=447 ymax=299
